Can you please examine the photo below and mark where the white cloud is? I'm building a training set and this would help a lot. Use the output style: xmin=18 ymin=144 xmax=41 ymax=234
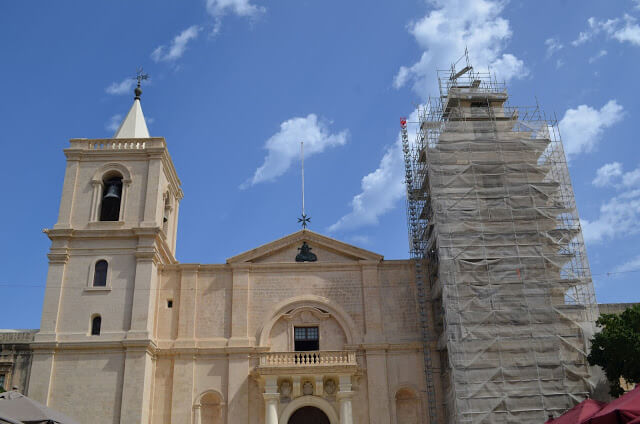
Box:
xmin=622 ymin=168 xmax=640 ymax=187
xmin=105 ymin=78 xmax=135 ymax=95
xmin=612 ymin=15 xmax=640 ymax=45
xmin=243 ymin=114 xmax=348 ymax=187
xmin=206 ymin=0 xmax=265 ymax=34
xmin=614 ymin=254 xmax=640 ymax=273
xmin=582 ymin=190 xmax=640 ymax=243
xmin=328 ymin=139 xmax=405 ymax=232
xmin=393 ymin=0 xmax=527 ymax=98
xmin=151 ymin=25 xmax=201 ymax=63
xmin=558 ymin=100 xmax=624 ymax=158
xmin=348 ymin=235 xmax=371 ymax=246
xmin=105 ymin=114 xmax=123 ymax=133
xmin=329 ymin=109 xmax=422 ymax=233
xmin=588 ymin=49 xmax=608 ymax=63
xmin=545 ymin=38 xmax=563 ymax=58
xmin=583 ymin=163 xmax=640 ymax=244
xmin=593 ymin=162 xmax=623 ymax=187
xmin=572 ymin=14 xmax=640 ymax=47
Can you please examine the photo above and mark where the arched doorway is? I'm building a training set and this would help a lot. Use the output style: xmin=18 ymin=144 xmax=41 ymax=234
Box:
xmin=288 ymin=406 xmax=330 ymax=424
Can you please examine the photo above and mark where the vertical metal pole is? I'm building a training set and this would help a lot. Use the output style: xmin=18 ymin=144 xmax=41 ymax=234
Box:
xmin=301 ymin=141 xmax=305 ymax=219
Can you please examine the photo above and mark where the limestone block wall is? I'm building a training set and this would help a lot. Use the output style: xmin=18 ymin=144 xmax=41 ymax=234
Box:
xmin=55 ymin=239 xmax=138 ymax=339
xmin=49 ymin=350 xmax=125 ymax=424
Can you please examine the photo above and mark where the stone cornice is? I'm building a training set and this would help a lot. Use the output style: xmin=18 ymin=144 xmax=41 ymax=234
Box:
xmin=47 ymin=252 xmax=69 ymax=264
xmin=43 ymin=226 xmax=176 ymax=264
xmin=30 ymin=338 xmax=157 ymax=354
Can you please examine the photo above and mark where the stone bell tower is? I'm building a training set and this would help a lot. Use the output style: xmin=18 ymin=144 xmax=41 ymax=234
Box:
xmin=29 ymin=82 xmax=183 ymax=424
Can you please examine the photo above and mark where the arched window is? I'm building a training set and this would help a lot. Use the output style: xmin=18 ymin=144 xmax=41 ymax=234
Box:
xmin=99 ymin=175 xmax=123 ymax=221
xmin=91 ymin=315 xmax=101 ymax=336
xmin=197 ymin=392 xmax=224 ymax=424
xmin=395 ymin=388 xmax=419 ymax=424
xmin=93 ymin=260 xmax=108 ymax=287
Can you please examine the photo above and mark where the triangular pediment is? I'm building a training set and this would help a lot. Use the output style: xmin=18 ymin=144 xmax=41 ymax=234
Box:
xmin=226 ymin=230 xmax=383 ymax=264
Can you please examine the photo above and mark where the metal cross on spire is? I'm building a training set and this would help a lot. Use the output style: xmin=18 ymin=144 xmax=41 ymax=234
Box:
xmin=133 ymin=67 xmax=149 ymax=100
xmin=297 ymin=141 xmax=311 ymax=229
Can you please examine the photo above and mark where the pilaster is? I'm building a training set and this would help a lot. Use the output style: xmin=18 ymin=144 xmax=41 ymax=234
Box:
xmin=175 ymin=265 xmax=199 ymax=346
xmin=37 ymin=249 xmax=69 ymax=340
xmin=228 ymin=264 xmax=251 ymax=346
xmin=141 ymin=156 xmax=163 ymax=227
xmin=365 ymin=351 xmax=391 ymax=424
xmin=227 ymin=353 xmax=250 ymax=424
xmin=127 ymin=234 xmax=159 ymax=338
xmin=54 ymin=158 xmax=79 ymax=229
xmin=171 ymin=355 xmax=196 ymax=423
xmin=361 ymin=261 xmax=384 ymax=343
xmin=119 ymin=344 xmax=154 ymax=424
xmin=26 ymin=348 xmax=55 ymax=404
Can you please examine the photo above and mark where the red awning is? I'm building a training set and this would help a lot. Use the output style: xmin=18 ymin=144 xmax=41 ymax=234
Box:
xmin=588 ymin=386 xmax=640 ymax=424
xmin=546 ymin=399 xmax=606 ymax=424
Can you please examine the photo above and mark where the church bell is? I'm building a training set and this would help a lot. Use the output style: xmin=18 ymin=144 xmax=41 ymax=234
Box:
xmin=103 ymin=181 xmax=121 ymax=200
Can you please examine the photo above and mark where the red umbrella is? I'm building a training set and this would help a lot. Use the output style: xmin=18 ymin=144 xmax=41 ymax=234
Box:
xmin=546 ymin=399 xmax=606 ymax=424
xmin=588 ymin=386 xmax=640 ymax=424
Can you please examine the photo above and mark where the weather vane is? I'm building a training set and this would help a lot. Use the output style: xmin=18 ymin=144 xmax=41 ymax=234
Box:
xmin=297 ymin=141 xmax=311 ymax=229
xmin=133 ymin=67 xmax=149 ymax=100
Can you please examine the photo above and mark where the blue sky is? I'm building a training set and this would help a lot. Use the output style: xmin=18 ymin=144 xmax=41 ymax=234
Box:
xmin=1 ymin=0 xmax=639 ymax=329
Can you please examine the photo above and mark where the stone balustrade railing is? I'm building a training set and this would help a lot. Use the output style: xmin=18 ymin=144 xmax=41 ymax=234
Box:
xmin=259 ymin=351 xmax=356 ymax=368
xmin=68 ymin=137 xmax=166 ymax=151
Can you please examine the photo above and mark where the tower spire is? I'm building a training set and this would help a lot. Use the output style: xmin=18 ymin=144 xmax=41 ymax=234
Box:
xmin=112 ymin=68 xmax=150 ymax=139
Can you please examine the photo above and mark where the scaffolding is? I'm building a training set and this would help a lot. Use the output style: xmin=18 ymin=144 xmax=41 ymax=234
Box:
xmin=402 ymin=56 xmax=599 ymax=423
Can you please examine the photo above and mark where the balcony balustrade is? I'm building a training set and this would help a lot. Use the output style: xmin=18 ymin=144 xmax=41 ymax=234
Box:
xmin=258 ymin=350 xmax=357 ymax=369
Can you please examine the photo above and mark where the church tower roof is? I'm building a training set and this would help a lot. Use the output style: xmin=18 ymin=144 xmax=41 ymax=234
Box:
xmin=113 ymin=84 xmax=150 ymax=139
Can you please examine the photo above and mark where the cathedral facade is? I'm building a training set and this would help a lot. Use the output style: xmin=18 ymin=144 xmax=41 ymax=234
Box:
xmin=27 ymin=93 xmax=435 ymax=424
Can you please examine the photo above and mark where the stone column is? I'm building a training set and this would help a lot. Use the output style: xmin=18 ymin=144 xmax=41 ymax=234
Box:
xmin=264 ymin=394 xmax=279 ymax=424
xmin=337 ymin=375 xmax=354 ymax=424
xmin=264 ymin=376 xmax=279 ymax=424
xmin=192 ymin=405 xmax=201 ymax=424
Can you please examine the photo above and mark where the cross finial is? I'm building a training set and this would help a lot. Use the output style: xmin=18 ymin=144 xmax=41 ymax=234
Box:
xmin=133 ymin=67 xmax=149 ymax=100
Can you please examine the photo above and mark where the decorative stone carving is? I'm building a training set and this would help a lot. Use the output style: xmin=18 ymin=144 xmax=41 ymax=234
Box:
xmin=295 ymin=242 xmax=317 ymax=262
xmin=280 ymin=380 xmax=292 ymax=398
xmin=324 ymin=379 xmax=337 ymax=395
xmin=302 ymin=380 xmax=314 ymax=396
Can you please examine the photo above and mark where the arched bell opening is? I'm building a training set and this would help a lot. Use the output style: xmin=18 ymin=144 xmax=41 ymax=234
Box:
xmin=99 ymin=173 xmax=123 ymax=221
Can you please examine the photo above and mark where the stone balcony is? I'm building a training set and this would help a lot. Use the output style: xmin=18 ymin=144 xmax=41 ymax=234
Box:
xmin=255 ymin=350 xmax=358 ymax=375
